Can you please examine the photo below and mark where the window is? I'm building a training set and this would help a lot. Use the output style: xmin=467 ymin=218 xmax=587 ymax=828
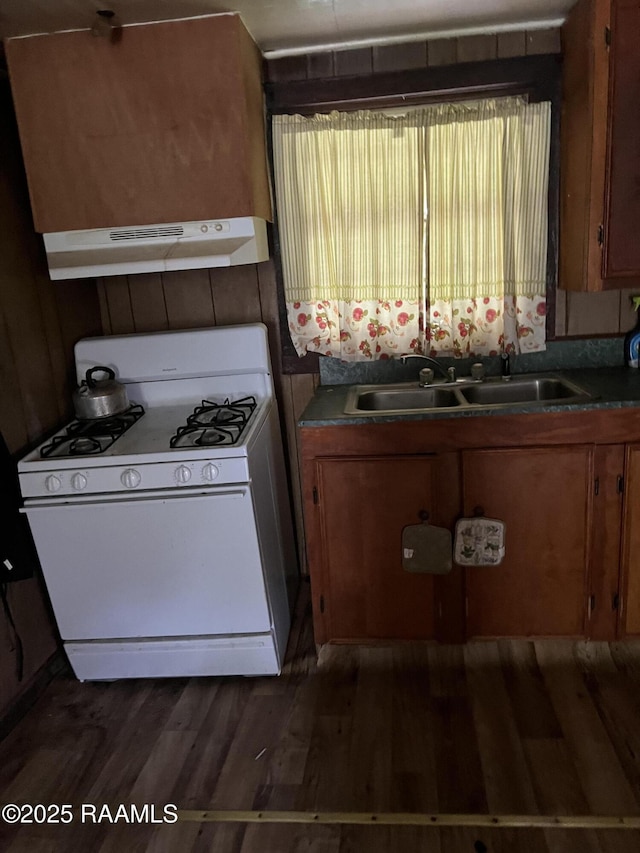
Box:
xmin=267 ymin=55 xmax=561 ymax=371
xmin=273 ymin=97 xmax=550 ymax=361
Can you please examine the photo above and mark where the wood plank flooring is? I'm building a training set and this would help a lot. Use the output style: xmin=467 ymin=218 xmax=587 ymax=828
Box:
xmin=0 ymin=583 xmax=639 ymax=852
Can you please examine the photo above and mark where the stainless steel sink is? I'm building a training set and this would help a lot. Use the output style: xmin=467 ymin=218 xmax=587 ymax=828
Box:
xmin=349 ymin=384 xmax=463 ymax=412
xmin=458 ymin=376 xmax=592 ymax=406
xmin=344 ymin=374 xmax=592 ymax=416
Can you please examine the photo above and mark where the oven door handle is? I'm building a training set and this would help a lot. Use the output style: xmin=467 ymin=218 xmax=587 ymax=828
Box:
xmin=21 ymin=487 xmax=249 ymax=510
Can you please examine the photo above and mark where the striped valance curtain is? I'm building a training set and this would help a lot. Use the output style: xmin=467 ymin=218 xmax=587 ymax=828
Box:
xmin=272 ymin=97 xmax=550 ymax=361
xmin=272 ymin=111 xmax=425 ymax=303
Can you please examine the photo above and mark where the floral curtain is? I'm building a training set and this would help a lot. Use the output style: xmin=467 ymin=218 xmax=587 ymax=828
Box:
xmin=272 ymin=98 xmax=550 ymax=362
xmin=426 ymin=99 xmax=550 ymax=356
xmin=272 ymin=111 xmax=425 ymax=360
xmin=287 ymin=298 xmax=424 ymax=360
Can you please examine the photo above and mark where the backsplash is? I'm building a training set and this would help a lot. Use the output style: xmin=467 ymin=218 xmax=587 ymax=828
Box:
xmin=318 ymin=337 xmax=625 ymax=385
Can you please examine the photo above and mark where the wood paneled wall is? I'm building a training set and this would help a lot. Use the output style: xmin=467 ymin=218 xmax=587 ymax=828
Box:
xmin=265 ymin=28 xmax=562 ymax=82
xmin=0 ymin=79 xmax=103 ymax=718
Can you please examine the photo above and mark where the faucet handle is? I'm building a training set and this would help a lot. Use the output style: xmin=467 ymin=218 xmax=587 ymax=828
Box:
xmin=500 ymin=352 xmax=511 ymax=378
xmin=419 ymin=368 xmax=434 ymax=386
xmin=471 ymin=362 xmax=485 ymax=381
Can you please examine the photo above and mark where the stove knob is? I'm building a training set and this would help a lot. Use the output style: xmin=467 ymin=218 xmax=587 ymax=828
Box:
xmin=202 ymin=462 xmax=220 ymax=482
xmin=121 ymin=468 xmax=141 ymax=489
xmin=71 ymin=473 xmax=88 ymax=492
xmin=45 ymin=474 xmax=62 ymax=493
xmin=175 ymin=465 xmax=192 ymax=484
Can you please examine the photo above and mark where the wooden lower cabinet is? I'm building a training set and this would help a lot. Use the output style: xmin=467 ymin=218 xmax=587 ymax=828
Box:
xmin=462 ymin=446 xmax=593 ymax=638
xmin=300 ymin=409 xmax=640 ymax=644
xmin=621 ymin=445 xmax=640 ymax=634
xmin=590 ymin=444 xmax=625 ymax=639
xmin=312 ymin=455 xmax=457 ymax=642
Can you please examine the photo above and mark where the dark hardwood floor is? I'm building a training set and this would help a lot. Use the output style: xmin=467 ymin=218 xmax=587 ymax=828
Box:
xmin=1 ymin=581 xmax=640 ymax=852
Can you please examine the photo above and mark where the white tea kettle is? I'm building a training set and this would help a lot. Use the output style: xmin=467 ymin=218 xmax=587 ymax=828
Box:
xmin=73 ymin=366 xmax=130 ymax=420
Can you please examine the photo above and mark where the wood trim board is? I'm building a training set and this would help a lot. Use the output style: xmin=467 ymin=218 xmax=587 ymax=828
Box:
xmin=178 ymin=809 xmax=640 ymax=829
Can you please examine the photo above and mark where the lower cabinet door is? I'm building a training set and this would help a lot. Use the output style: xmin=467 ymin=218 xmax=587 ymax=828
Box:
xmin=462 ymin=445 xmax=592 ymax=638
xmin=316 ymin=456 xmax=440 ymax=640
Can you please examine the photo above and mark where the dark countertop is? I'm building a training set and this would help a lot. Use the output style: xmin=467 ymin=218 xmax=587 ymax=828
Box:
xmin=298 ymin=366 xmax=640 ymax=427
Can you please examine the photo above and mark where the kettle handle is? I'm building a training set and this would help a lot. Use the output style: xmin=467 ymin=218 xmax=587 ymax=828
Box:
xmin=85 ymin=366 xmax=116 ymax=387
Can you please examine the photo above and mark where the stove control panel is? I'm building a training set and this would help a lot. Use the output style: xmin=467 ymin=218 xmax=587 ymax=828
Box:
xmin=20 ymin=457 xmax=250 ymax=498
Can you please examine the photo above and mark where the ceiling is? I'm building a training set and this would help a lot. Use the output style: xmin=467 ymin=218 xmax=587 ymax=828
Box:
xmin=0 ymin=0 xmax=576 ymax=57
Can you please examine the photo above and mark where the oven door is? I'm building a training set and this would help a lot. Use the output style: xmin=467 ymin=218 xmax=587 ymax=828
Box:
xmin=23 ymin=487 xmax=272 ymax=641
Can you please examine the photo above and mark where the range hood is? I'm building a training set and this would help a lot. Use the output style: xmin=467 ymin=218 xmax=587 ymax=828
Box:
xmin=43 ymin=217 xmax=269 ymax=280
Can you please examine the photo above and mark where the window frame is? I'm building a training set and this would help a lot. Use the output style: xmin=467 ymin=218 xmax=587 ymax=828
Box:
xmin=265 ymin=54 xmax=561 ymax=374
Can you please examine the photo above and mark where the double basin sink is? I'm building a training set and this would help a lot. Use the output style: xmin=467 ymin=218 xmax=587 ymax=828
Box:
xmin=344 ymin=374 xmax=593 ymax=416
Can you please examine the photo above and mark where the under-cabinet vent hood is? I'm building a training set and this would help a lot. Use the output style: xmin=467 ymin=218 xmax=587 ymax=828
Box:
xmin=43 ymin=217 xmax=269 ymax=280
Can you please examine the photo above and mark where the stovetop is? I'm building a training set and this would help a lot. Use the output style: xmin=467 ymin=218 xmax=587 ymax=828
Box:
xmin=19 ymin=395 xmax=271 ymax=473
xmin=38 ymin=396 xmax=259 ymax=460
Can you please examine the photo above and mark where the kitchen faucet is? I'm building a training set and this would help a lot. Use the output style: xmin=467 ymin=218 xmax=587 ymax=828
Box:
xmin=401 ymin=354 xmax=456 ymax=385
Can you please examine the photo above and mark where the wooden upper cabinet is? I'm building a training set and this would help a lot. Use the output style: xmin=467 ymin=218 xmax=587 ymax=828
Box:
xmin=603 ymin=0 xmax=640 ymax=278
xmin=4 ymin=15 xmax=272 ymax=234
xmin=560 ymin=0 xmax=640 ymax=291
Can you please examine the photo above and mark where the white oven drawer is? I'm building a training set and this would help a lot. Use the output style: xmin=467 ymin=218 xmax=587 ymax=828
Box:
xmin=24 ymin=487 xmax=273 ymax=641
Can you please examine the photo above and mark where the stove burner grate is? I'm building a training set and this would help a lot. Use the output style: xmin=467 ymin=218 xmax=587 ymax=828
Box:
xmin=40 ymin=404 xmax=145 ymax=458
xmin=170 ymin=396 xmax=257 ymax=449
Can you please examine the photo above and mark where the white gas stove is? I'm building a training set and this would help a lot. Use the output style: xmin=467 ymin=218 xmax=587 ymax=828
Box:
xmin=18 ymin=324 xmax=297 ymax=680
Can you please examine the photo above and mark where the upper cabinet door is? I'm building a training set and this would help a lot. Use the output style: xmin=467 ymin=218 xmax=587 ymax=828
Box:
xmin=560 ymin=0 xmax=611 ymax=292
xmin=560 ymin=0 xmax=640 ymax=291
xmin=5 ymin=15 xmax=272 ymax=233
xmin=602 ymin=0 xmax=640 ymax=278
